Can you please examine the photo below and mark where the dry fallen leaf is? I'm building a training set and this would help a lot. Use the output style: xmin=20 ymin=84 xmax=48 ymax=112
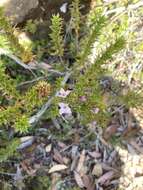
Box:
xmin=103 ymin=125 xmax=118 ymax=140
xmin=92 ymin=163 xmax=103 ymax=177
xmin=107 ymin=150 xmax=117 ymax=164
xmin=74 ymin=171 xmax=84 ymax=188
xmin=71 ymin=155 xmax=79 ymax=171
xmin=45 ymin=144 xmax=52 ymax=153
xmin=101 ymin=163 xmax=118 ymax=172
xmin=129 ymin=140 xmax=143 ymax=154
xmin=51 ymin=173 xmax=61 ymax=190
xmin=53 ymin=148 xmax=64 ymax=164
xmin=82 ymin=174 xmax=95 ymax=190
xmin=77 ymin=150 xmax=86 ymax=175
xmin=58 ymin=141 xmax=67 ymax=149
xmin=88 ymin=151 xmax=101 ymax=159
xmin=127 ymin=143 xmax=137 ymax=154
xmin=21 ymin=160 xmax=36 ymax=176
xmin=20 ymin=136 xmax=34 ymax=143
xmin=62 ymin=157 xmax=70 ymax=165
xmin=98 ymin=171 xmax=114 ymax=185
xmin=48 ymin=164 xmax=67 ymax=173
xmin=18 ymin=137 xmax=35 ymax=150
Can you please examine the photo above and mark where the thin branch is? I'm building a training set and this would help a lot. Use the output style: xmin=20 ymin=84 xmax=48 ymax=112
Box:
xmin=16 ymin=76 xmax=46 ymax=88
xmin=0 ymin=48 xmax=64 ymax=78
xmin=128 ymin=61 xmax=140 ymax=85
xmin=95 ymin=0 xmax=119 ymax=7
xmin=104 ymin=1 xmax=143 ymax=16
xmin=17 ymin=71 xmax=64 ymax=90
xmin=0 ymin=48 xmax=36 ymax=76
xmin=0 ymin=171 xmax=16 ymax=176
xmin=48 ymin=69 xmax=65 ymax=76
xmin=29 ymin=96 xmax=54 ymax=124
xmin=31 ymin=61 xmax=65 ymax=76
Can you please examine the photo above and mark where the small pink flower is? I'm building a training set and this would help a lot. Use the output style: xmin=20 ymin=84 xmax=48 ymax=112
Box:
xmin=58 ymin=102 xmax=72 ymax=116
xmin=79 ymin=96 xmax=87 ymax=102
xmin=56 ymin=88 xmax=71 ymax=98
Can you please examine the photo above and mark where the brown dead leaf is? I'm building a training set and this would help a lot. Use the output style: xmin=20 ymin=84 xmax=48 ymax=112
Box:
xmin=49 ymin=164 xmax=67 ymax=173
xmin=74 ymin=171 xmax=84 ymax=188
xmin=94 ymin=132 xmax=112 ymax=148
xmin=21 ymin=160 xmax=36 ymax=176
xmin=122 ymin=127 xmax=140 ymax=139
xmin=98 ymin=171 xmax=114 ymax=185
xmin=129 ymin=140 xmax=143 ymax=154
xmin=107 ymin=150 xmax=117 ymax=164
xmin=58 ymin=141 xmax=67 ymax=149
xmin=63 ymin=157 xmax=70 ymax=165
xmin=71 ymin=155 xmax=79 ymax=171
xmin=103 ymin=125 xmax=118 ymax=140
xmin=101 ymin=163 xmax=118 ymax=172
xmin=88 ymin=151 xmax=101 ymax=159
xmin=53 ymin=148 xmax=64 ymax=164
xmin=74 ymin=132 xmax=81 ymax=144
xmin=122 ymin=112 xmax=140 ymax=139
xmin=127 ymin=143 xmax=137 ymax=154
xmin=77 ymin=150 xmax=86 ymax=175
xmin=51 ymin=173 xmax=61 ymax=190
xmin=92 ymin=163 xmax=103 ymax=177
xmin=82 ymin=174 xmax=95 ymax=190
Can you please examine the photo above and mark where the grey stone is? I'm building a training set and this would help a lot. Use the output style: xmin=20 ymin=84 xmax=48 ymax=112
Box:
xmin=0 ymin=0 xmax=39 ymax=24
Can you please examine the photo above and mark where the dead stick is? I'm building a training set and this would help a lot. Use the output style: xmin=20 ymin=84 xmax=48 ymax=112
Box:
xmin=0 ymin=48 xmax=36 ymax=76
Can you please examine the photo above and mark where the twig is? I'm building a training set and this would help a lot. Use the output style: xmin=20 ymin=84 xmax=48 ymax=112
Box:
xmin=48 ymin=69 xmax=65 ymax=76
xmin=16 ymin=76 xmax=46 ymax=88
xmin=0 ymin=48 xmax=36 ymax=76
xmin=94 ymin=0 xmax=119 ymax=8
xmin=0 ymin=171 xmax=16 ymax=176
xmin=17 ymin=71 xmax=64 ymax=89
xmin=104 ymin=1 xmax=143 ymax=16
xmin=0 ymin=48 xmax=64 ymax=79
xmin=29 ymin=71 xmax=72 ymax=125
xmin=32 ymin=62 xmax=65 ymax=76
xmin=104 ymin=7 xmax=125 ymax=16
xmin=29 ymin=96 xmax=54 ymax=124
xmin=94 ymin=131 xmax=112 ymax=148
xmin=111 ymin=105 xmax=125 ymax=114
xmin=128 ymin=61 xmax=140 ymax=85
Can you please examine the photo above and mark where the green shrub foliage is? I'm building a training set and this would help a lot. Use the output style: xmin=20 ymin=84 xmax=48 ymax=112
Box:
xmin=0 ymin=0 xmax=129 ymax=132
xmin=0 ymin=0 xmax=142 ymax=163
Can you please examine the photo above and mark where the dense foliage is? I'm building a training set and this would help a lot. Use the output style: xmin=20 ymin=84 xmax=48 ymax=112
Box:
xmin=0 ymin=0 xmax=143 ymax=189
